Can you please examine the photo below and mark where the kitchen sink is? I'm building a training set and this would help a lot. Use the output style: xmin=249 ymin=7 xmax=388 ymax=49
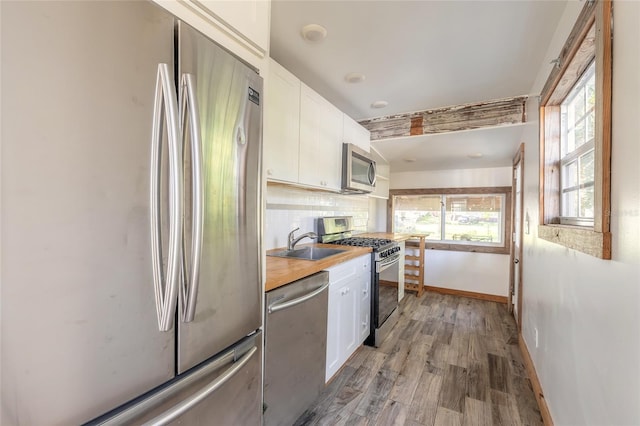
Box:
xmin=268 ymin=247 xmax=346 ymax=261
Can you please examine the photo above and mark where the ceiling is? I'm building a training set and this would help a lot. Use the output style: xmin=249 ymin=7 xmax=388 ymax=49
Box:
xmin=270 ymin=0 xmax=568 ymax=172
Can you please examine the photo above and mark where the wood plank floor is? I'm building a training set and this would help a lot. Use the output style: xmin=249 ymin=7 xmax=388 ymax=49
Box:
xmin=294 ymin=291 xmax=543 ymax=426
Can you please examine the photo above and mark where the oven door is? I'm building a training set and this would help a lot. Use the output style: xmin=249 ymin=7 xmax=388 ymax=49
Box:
xmin=375 ymin=254 xmax=400 ymax=327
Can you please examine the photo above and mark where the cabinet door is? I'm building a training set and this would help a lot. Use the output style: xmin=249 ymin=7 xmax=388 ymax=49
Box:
xmin=325 ymin=281 xmax=342 ymax=382
xmin=359 ymin=270 xmax=371 ymax=344
xmin=340 ymin=283 xmax=359 ymax=358
xmin=186 ymin=0 xmax=270 ymax=54
xmin=264 ymin=59 xmax=300 ymax=183
xmin=369 ymin=176 xmax=390 ymax=199
xmin=299 ymin=84 xmax=343 ymax=191
xmin=343 ymin=114 xmax=371 ymax=153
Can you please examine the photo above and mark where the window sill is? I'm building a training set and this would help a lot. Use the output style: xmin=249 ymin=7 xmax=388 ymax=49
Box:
xmin=406 ymin=240 xmax=509 ymax=255
xmin=538 ymin=224 xmax=611 ymax=259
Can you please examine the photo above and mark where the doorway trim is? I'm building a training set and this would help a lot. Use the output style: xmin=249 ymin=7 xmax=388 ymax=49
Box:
xmin=509 ymin=143 xmax=525 ymax=329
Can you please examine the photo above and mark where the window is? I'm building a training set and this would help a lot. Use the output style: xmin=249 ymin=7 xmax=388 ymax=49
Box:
xmin=389 ymin=187 xmax=512 ymax=254
xmin=539 ymin=0 xmax=612 ymax=259
xmin=560 ymin=60 xmax=595 ymax=225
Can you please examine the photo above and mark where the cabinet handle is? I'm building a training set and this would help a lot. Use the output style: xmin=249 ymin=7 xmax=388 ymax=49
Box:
xmin=267 ymin=169 xmax=273 ymax=176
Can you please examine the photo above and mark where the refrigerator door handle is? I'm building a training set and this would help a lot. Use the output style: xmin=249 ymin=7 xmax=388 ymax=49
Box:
xmin=179 ymin=73 xmax=203 ymax=323
xmin=267 ymin=282 xmax=330 ymax=314
xmin=140 ymin=346 xmax=258 ymax=426
xmin=150 ymin=63 xmax=183 ymax=332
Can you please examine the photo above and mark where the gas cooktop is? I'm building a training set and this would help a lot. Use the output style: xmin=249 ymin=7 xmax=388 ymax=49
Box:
xmin=329 ymin=237 xmax=394 ymax=249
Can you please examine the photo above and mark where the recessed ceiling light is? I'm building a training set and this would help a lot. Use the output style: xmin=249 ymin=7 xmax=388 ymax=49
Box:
xmin=345 ymin=72 xmax=366 ymax=83
xmin=404 ymin=158 xmax=417 ymax=163
xmin=371 ymin=100 xmax=388 ymax=109
xmin=301 ymin=24 xmax=327 ymax=42
xmin=467 ymin=153 xmax=484 ymax=159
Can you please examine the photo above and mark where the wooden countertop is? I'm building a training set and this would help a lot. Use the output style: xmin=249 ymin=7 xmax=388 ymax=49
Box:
xmin=265 ymin=243 xmax=372 ymax=292
xmin=354 ymin=232 xmax=415 ymax=241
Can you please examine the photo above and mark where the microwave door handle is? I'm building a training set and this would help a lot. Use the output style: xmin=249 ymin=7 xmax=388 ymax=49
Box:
xmin=368 ymin=162 xmax=377 ymax=185
xmin=179 ymin=73 xmax=203 ymax=324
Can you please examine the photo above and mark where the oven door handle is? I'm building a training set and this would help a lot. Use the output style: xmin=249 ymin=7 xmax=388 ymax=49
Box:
xmin=377 ymin=255 xmax=400 ymax=273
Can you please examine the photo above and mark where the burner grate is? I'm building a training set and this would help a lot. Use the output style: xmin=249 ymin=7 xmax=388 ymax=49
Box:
xmin=330 ymin=237 xmax=394 ymax=249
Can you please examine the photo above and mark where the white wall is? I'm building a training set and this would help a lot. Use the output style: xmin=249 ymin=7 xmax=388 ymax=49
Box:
xmin=388 ymin=167 xmax=512 ymax=297
xmin=392 ymin=166 xmax=512 ymax=189
xmin=519 ymin=1 xmax=640 ymax=424
xmin=264 ymin=184 xmax=372 ymax=249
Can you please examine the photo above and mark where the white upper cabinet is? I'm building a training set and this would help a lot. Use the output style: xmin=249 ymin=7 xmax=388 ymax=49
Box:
xmin=263 ymin=60 xmax=369 ymax=193
xmin=343 ymin=114 xmax=370 ymax=153
xmin=193 ymin=1 xmax=270 ymax=53
xmin=369 ymin=149 xmax=390 ymax=199
xmin=152 ymin=0 xmax=270 ymax=71
xmin=299 ymin=83 xmax=343 ymax=191
xmin=264 ymin=59 xmax=300 ymax=183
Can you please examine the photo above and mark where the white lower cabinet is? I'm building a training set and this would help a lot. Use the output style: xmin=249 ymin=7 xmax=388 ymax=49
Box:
xmin=325 ymin=255 xmax=371 ymax=382
xmin=359 ymin=269 xmax=371 ymax=343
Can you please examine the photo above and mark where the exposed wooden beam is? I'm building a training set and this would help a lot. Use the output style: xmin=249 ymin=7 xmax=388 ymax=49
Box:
xmin=359 ymin=96 xmax=528 ymax=141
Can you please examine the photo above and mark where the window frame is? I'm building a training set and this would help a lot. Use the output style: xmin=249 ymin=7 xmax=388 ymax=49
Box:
xmin=388 ymin=187 xmax=512 ymax=255
xmin=559 ymin=59 xmax=596 ymax=226
xmin=538 ymin=0 xmax=612 ymax=259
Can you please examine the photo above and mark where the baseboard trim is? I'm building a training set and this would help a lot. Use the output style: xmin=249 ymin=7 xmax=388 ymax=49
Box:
xmin=518 ymin=333 xmax=554 ymax=426
xmin=424 ymin=285 xmax=508 ymax=304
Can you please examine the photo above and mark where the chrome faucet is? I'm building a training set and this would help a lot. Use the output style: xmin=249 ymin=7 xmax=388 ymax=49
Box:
xmin=287 ymin=227 xmax=318 ymax=251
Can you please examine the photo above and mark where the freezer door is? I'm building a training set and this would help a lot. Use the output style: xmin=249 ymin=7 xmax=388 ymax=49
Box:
xmin=177 ymin=22 xmax=263 ymax=373
xmin=1 ymin=2 xmax=177 ymax=425
xmin=92 ymin=332 xmax=262 ymax=426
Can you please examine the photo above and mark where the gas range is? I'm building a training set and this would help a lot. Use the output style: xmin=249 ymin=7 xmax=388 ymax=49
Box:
xmin=316 ymin=217 xmax=401 ymax=262
xmin=317 ymin=216 xmax=401 ymax=348
xmin=329 ymin=237 xmax=401 ymax=261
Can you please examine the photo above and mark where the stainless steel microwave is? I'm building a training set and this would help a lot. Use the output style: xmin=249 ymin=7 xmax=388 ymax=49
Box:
xmin=342 ymin=143 xmax=376 ymax=193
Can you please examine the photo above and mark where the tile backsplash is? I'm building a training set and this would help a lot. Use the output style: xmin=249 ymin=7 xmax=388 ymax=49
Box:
xmin=264 ymin=183 xmax=373 ymax=249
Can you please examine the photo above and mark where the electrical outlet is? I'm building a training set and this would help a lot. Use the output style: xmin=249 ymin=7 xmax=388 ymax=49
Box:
xmin=535 ymin=328 xmax=539 ymax=348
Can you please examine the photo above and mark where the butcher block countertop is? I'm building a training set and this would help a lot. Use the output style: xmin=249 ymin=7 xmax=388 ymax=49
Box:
xmin=265 ymin=244 xmax=372 ymax=292
xmin=355 ymin=232 xmax=414 ymax=241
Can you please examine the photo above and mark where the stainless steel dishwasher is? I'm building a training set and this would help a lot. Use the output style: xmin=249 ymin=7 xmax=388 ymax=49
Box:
xmin=264 ymin=271 xmax=329 ymax=426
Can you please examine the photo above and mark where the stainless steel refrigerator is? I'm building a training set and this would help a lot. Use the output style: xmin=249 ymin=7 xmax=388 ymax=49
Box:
xmin=1 ymin=1 xmax=263 ymax=424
